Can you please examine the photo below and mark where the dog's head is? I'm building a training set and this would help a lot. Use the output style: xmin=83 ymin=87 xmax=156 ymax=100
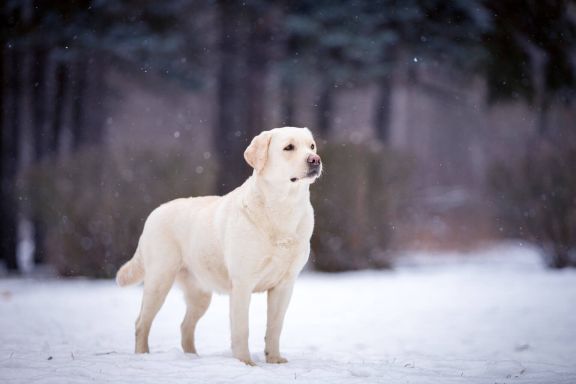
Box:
xmin=244 ymin=127 xmax=322 ymax=185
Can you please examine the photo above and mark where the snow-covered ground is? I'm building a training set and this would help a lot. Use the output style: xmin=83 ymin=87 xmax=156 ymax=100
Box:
xmin=1 ymin=243 xmax=576 ymax=384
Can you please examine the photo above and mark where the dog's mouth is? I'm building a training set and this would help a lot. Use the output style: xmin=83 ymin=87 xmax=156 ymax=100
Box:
xmin=290 ymin=168 xmax=321 ymax=183
xmin=306 ymin=169 xmax=320 ymax=178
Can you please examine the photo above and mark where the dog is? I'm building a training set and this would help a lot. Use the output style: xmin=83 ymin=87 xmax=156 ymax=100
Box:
xmin=116 ymin=126 xmax=322 ymax=365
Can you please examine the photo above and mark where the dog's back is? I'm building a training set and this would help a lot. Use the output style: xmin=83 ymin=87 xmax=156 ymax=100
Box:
xmin=116 ymin=195 xmax=221 ymax=287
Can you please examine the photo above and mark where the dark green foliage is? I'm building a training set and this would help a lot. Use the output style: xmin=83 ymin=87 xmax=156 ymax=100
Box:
xmin=23 ymin=149 xmax=216 ymax=277
xmin=283 ymin=0 xmax=489 ymax=83
xmin=281 ymin=0 xmax=491 ymax=136
xmin=311 ymin=142 xmax=412 ymax=271
xmin=282 ymin=0 xmax=576 ymax=106
xmin=5 ymin=0 xmax=204 ymax=87
xmin=482 ymin=0 xmax=576 ymax=104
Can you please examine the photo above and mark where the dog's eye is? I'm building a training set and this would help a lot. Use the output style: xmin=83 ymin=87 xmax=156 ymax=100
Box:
xmin=284 ymin=144 xmax=294 ymax=151
xmin=311 ymin=144 xmax=315 ymax=150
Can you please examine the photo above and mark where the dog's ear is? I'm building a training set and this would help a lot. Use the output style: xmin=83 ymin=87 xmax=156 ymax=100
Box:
xmin=244 ymin=131 xmax=272 ymax=172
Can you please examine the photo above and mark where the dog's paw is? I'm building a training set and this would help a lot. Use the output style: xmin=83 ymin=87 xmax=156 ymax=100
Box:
xmin=241 ymin=358 xmax=257 ymax=366
xmin=234 ymin=354 xmax=257 ymax=366
xmin=266 ymin=355 xmax=288 ymax=364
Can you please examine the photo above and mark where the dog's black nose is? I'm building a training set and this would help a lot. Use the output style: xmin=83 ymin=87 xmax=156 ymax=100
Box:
xmin=307 ymin=154 xmax=321 ymax=166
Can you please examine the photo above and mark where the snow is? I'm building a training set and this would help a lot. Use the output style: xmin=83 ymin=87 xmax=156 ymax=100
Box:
xmin=1 ymin=243 xmax=576 ymax=384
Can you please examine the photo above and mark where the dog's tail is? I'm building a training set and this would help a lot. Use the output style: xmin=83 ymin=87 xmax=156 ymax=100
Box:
xmin=116 ymin=246 xmax=144 ymax=287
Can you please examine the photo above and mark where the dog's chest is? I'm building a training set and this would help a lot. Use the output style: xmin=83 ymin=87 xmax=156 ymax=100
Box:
xmin=253 ymin=234 xmax=306 ymax=292
xmin=240 ymin=194 xmax=312 ymax=292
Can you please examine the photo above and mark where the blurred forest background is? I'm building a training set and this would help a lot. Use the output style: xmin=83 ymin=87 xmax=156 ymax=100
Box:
xmin=1 ymin=0 xmax=575 ymax=277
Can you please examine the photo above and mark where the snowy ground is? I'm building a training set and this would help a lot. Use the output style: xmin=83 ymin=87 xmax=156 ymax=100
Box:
xmin=1 ymin=243 xmax=576 ymax=384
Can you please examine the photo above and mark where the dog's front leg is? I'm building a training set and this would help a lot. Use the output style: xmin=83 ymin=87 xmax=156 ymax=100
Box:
xmin=265 ymin=280 xmax=295 ymax=364
xmin=230 ymin=282 xmax=255 ymax=365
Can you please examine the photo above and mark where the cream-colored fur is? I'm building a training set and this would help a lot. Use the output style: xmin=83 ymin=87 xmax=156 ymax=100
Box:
xmin=116 ymin=127 xmax=322 ymax=366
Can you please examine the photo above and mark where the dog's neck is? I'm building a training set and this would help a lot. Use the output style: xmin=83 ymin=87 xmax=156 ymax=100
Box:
xmin=239 ymin=174 xmax=310 ymax=237
xmin=242 ymin=175 xmax=310 ymax=237
xmin=246 ymin=174 xmax=310 ymax=208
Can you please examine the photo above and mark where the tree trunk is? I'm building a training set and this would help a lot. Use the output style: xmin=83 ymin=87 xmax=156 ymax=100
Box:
xmin=278 ymin=31 xmax=299 ymax=127
xmin=1 ymin=46 xmax=22 ymax=271
xmin=31 ymin=48 xmax=49 ymax=161
xmin=83 ymin=55 xmax=107 ymax=147
xmin=317 ymin=76 xmax=334 ymax=136
xmin=71 ymin=58 xmax=88 ymax=150
xmin=374 ymin=74 xmax=393 ymax=143
xmin=537 ymin=98 xmax=550 ymax=137
xmin=30 ymin=47 xmax=51 ymax=265
xmin=245 ymin=10 xmax=269 ymax=138
xmin=0 ymin=8 xmax=5 ymax=268
xmin=280 ymin=72 xmax=296 ymax=126
xmin=215 ymin=0 xmax=251 ymax=194
xmin=49 ymin=62 xmax=67 ymax=154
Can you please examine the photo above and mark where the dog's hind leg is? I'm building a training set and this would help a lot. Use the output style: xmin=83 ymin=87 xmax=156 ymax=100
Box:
xmin=134 ymin=240 xmax=180 ymax=353
xmin=177 ymin=270 xmax=212 ymax=354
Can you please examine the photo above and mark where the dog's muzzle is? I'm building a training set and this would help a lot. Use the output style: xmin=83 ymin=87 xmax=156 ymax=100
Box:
xmin=290 ymin=154 xmax=322 ymax=182
xmin=307 ymin=154 xmax=321 ymax=176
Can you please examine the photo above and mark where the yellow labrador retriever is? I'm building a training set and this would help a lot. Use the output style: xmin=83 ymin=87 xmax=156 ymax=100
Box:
xmin=116 ymin=127 xmax=322 ymax=365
